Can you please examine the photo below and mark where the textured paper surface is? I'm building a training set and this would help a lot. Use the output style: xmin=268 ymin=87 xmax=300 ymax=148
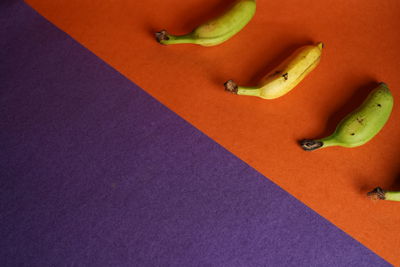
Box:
xmin=23 ymin=0 xmax=400 ymax=264
xmin=0 ymin=1 xmax=389 ymax=266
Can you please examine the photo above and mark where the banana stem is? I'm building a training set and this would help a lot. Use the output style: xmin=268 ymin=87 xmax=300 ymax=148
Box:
xmin=155 ymin=30 xmax=195 ymax=45
xmin=367 ymin=187 xmax=400 ymax=201
xmin=386 ymin=191 xmax=400 ymax=201
xmin=237 ymin=86 xmax=261 ymax=96
xmin=300 ymin=136 xmax=338 ymax=151
xmin=299 ymin=139 xmax=323 ymax=151
xmin=385 ymin=191 xmax=400 ymax=201
xmin=224 ymin=80 xmax=261 ymax=97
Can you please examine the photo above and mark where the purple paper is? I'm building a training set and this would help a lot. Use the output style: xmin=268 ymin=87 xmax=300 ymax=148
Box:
xmin=0 ymin=1 xmax=389 ymax=266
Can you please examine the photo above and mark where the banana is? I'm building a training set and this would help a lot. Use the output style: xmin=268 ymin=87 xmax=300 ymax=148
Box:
xmin=155 ymin=0 xmax=256 ymax=46
xmin=224 ymin=42 xmax=323 ymax=99
xmin=300 ymin=82 xmax=393 ymax=151
xmin=367 ymin=187 xmax=400 ymax=202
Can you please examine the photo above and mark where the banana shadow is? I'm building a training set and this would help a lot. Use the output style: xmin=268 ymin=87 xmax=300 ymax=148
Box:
xmin=146 ymin=0 xmax=238 ymax=40
xmin=388 ymin=174 xmax=400 ymax=191
xmin=211 ymin=40 xmax=315 ymax=87
xmin=353 ymin=175 xmax=381 ymax=195
xmin=308 ymin=81 xmax=379 ymax=140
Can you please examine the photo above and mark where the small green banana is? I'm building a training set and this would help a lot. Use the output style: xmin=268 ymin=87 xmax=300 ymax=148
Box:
xmin=155 ymin=0 xmax=256 ymax=46
xmin=367 ymin=187 xmax=400 ymax=202
xmin=300 ymin=82 xmax=393 ymax=151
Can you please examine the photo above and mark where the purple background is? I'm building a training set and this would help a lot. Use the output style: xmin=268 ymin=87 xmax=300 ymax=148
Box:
xmin=0 ymin=1 xmax=389 ymax=266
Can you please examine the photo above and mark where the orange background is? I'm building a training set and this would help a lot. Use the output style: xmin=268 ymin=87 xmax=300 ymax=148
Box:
xmin=26 ymin=0 xmax=400 ymax=264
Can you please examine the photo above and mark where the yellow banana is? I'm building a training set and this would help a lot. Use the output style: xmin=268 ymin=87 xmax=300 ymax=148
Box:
xmin=300 ymin=83 xmax=393 ymax=151
xmin=155 ymin=0 xmax=256 ymax=47
xmin=224 ymin=42 xmax=323 ymax=99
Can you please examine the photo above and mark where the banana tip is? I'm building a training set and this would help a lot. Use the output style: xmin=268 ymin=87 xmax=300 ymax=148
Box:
xmin=224 ymin=80 xmax=238 ymax=94
xmin=317 ymin=42 xmax=324 ymax=49
xmin=155 ymin=30 xmax=169 ymax=44
xmin=367 ymin=187 xmax=386 ymax=200
xmin=378 ymin=82 xmax=388 ymax=88
xmin=299 ymin=139 xmax=323 ymax=151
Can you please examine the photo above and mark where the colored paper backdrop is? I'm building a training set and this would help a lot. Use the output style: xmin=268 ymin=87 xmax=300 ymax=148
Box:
xmin=2 ymin=0 xmax=399 ymax=265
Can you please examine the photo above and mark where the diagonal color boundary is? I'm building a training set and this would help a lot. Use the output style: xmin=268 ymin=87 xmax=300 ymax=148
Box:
xmin=0 ymin=1 xmax=389 ymax=266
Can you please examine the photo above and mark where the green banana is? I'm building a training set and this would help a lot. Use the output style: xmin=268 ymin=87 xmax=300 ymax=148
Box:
xmin=367 ymin=187 xmax=400 ymax=202
xmin=155 ymin=0 xmax=256 ymax=46
xmin=300 ymin=82 xmax=393 ymax=151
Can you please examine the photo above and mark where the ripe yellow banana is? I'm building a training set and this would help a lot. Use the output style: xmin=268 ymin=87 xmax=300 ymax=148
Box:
xmin=224 ymin=42 xmax=323 ymax=99
xmin=301 ymin=83 xmax=393 ymax=151
xmin=367 ymin=187 xmax=400 ymax=202
xmin=155 ymin=0 xmax=256 ymax=46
